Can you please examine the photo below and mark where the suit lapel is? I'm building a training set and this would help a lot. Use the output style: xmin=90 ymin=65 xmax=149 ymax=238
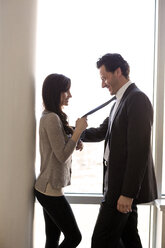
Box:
xmin=111 ymin=83 xmax=137 ymax=128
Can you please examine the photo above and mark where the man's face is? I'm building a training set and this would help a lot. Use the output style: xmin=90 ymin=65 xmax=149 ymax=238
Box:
xmin=99 ymin=65 xmax=120 ymax=95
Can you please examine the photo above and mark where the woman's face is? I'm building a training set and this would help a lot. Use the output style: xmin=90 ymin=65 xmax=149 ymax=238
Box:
xmin=60 ymin=88 xmax=72 ymax=107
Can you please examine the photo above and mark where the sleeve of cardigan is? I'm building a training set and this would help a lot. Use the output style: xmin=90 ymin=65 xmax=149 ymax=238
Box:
xmin=44 ymin=113 xmax=77 ymax=163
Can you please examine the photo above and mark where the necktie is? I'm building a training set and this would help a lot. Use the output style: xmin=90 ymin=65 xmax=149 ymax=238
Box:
xmin=104 ymin=102 xmax=116 ymax=161
xmin=81 ymin=96 xmax=116 ymax=117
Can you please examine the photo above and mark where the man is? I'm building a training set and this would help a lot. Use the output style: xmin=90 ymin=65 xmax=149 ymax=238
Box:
xmin=81 ymin=53 xmax=157 ymax=247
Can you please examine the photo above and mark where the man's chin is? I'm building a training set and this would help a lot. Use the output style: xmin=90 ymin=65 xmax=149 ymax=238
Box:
xmin=108 ymin=89 xmax=113 ymax=95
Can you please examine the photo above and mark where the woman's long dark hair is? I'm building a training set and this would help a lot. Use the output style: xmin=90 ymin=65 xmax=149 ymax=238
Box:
xmin=42 ymin=73 xmax=73 ymax=135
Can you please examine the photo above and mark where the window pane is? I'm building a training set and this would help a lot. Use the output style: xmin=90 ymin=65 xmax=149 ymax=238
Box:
xmin=67 ymin=142 xmax=104 ymax=194
xmin=35 ymin=0 xmax=155 ymax=194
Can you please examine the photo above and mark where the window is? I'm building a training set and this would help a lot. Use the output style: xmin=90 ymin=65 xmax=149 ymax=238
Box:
xmin=35 ymin=0 xmax=156 ymax=247
xmin=35 ymin=0 xmax=155 ymax=194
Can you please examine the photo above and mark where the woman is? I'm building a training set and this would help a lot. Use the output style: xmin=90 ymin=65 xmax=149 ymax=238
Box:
xmin=34 ymin=73 xmax=87 ymax=248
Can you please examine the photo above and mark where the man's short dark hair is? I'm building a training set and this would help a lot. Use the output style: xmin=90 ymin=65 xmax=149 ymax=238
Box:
xmin=96 ymin=53 xmax=130 ymax=79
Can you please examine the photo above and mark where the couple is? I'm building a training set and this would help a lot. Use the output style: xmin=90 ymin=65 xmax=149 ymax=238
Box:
xmin=34 ymin=53 xmax=158 ymax=248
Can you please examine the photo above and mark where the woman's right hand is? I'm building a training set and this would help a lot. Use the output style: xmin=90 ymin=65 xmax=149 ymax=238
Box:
xmin=75 ymin=117 xmax=88 ymax=133
xmin=71 ymin=117 xmax=88 ymax=143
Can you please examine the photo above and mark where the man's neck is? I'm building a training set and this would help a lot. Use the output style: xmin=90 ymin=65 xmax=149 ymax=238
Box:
xmin=119 ymin=76 xmax=130 ymax=88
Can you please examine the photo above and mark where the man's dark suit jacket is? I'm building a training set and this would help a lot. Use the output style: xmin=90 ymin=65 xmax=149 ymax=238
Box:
xmin=82 ymin=83 xmax=158 ymax=207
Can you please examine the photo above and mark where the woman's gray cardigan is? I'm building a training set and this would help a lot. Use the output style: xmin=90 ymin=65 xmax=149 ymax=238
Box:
xmin=35 ymin=111 xmax=76 ymax=192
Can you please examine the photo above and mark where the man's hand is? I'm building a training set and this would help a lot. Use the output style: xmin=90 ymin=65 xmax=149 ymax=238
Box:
xmin=117 ymin=195 xmax=133 ymax=213
xmin=76 ymin=140 xmax=84 ymax=151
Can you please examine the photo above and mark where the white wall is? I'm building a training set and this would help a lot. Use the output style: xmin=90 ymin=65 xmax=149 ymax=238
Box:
xmin=0 ymin=1 xmax=37 ymax=247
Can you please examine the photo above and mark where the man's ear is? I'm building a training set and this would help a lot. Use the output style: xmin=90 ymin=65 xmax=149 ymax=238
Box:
xmin=115 ymin=67 xmax=122 ymax=77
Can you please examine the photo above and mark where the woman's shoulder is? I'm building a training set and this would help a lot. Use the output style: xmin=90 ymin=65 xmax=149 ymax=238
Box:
xmin=40 ymin=111 xmax=61 ymax=125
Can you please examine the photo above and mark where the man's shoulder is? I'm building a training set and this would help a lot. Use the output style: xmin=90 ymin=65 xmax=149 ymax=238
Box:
xmin=126 ymin=84 xmax=150 ymax=101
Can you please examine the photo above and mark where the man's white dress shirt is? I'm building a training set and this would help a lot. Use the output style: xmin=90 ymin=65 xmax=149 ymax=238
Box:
xmin=104 ymin=81 xmax=133 ymax=161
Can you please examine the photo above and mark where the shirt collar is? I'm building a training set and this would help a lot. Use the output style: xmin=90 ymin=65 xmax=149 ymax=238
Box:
xmin=116 ymin=80 xmax=133 ymax=101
